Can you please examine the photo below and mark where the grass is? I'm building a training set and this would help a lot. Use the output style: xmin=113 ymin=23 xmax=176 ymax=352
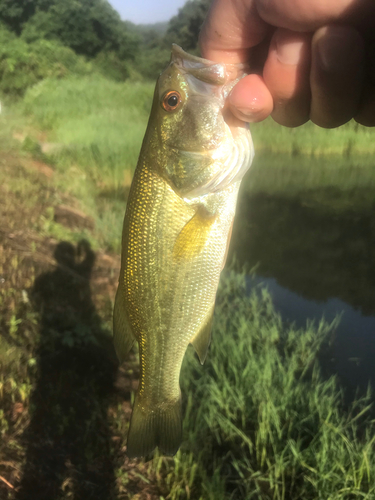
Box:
xmin=9 ymin=76 xmax=375 ymax=251
xmin=1 ymin=77 xmax=155 ymax=252
xmin=2 ymin=74 xmax=373 ymax=251
xmin=21 ymin=76 xmax=154 ymax=184
xmin=151 ymin=272 xmax=375 ymax=499
xmin=251 ymin=118 xmax=375 ymax=156
xmin=15 ymin=76 xmax=375 ymax=189
xmin=9 ymin=75 xmax=375 ymax=251
xmin=3 ymin=248 xmax=374 ymax=499
xmin=242 ymin=151 xmax=375 ymax=212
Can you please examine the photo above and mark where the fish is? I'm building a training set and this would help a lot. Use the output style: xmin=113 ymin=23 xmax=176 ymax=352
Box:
xmin=113 ymin=44 xmax=254 ymax=458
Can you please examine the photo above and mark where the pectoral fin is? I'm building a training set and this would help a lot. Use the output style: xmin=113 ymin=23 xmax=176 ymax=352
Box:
xmin=113 ymin=285 xmax=135 ymax=363
xmin=173 ymin=208 xmax=216 ymax=260
xmin=190 ymin=305 xmax=215 ymax=365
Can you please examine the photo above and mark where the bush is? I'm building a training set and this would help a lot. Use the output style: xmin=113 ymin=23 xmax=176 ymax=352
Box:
xmin=0 ymin=31 xmax=92 ymax=95
xmin=93 ymin=51 xmax=130 ymax=82
xmin=132 ymin=46 xmax=170 ymax=81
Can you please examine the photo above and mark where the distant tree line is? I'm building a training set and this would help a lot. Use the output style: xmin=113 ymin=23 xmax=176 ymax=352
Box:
xmin=0 ymin=0 xmax=138 ymax=59
xmin=131 ymin=0 xmax=210 ymax=79
xmin=0 ymin=0 xmax=210 ymax=95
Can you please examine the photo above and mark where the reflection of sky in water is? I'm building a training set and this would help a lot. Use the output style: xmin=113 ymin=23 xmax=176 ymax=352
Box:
xmin=247 ymin=275 xmax=375 ymax=393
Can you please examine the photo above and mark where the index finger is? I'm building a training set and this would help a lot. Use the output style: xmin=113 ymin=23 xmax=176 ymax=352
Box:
xmin=199 ymin=0 xmax=270 ymax=63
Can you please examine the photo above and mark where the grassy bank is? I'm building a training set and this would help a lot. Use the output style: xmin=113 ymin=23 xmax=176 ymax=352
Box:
xmin=148 ymin=271 xmax=375 ymax=500
xmin=15 ymin=76 xmax=375 ymax=184
xmin=21 ymin=77 xmax=154 ymax=183
xmin=2 ymin=77 xmax=154 ymax=252
xmin=1 ymin=189 xmax=374 ymax=500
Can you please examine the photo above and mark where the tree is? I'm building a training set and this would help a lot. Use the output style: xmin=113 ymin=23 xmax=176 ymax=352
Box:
xmin=165 ymin=0 xmax=210 ymax=53
xmin=0 ymin=0 xmax=37 ymax=34
xmin=1 ymin=0 xmax=139 ymax=61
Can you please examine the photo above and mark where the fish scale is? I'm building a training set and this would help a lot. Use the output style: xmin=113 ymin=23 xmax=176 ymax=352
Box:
xmin=113 ymin=45 xmax=254 ymax=458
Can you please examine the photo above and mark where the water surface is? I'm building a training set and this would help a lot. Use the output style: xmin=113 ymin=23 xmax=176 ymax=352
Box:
xmin=230 ymin=152 xmax=375 ymax=395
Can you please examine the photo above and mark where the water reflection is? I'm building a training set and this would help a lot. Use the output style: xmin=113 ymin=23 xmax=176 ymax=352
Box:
xmin=246 ymin=275 xmax=375 ymax=397
xmin=232 ymin=191 xmax=375 ymax=315
xmin=230 ymin=153 xmax=375 ymax=395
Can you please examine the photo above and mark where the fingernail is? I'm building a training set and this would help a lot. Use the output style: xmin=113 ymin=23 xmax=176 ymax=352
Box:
xmin=275 ymin=31 xmax=304 ymax=65
xmin=316 ymin=27 xmax=364 ymax=72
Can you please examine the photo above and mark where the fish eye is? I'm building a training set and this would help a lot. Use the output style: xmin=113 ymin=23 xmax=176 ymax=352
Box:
xmin=162 ymin=91 xmax=181 ymax=112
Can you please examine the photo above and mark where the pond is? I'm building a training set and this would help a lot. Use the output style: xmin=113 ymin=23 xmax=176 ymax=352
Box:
xmin=230 ymin=152 xmax=375 ymax=397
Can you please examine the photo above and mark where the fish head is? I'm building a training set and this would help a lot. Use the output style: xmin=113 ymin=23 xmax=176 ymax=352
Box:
xmin=155 ymin=47 xmax=228 ymax=153
xmin=148 ymin=45 xmax=254 ymax=197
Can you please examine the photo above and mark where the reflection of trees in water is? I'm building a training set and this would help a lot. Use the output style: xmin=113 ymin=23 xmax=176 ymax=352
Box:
xmin=17 ymin=240 xmax=117 ymax=500
xmin=231 ymin=190 xmax=375 ymax=315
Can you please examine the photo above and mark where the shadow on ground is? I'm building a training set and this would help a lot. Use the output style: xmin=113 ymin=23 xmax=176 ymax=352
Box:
xmin=16 ymin=240 xmax=118 ymax=500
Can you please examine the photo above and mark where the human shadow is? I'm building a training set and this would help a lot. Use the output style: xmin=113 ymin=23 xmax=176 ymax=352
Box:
xmin=16 ymin=240 xmax=117 ymax=500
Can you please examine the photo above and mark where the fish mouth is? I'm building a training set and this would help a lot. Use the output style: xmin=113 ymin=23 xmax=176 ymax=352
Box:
xmin=170 ymin=44 xmax=249 ymax=91
xmin=171 ymin=44 xmax=217 ymax=68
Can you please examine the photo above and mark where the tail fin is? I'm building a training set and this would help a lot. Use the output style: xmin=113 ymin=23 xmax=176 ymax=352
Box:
xmin=126 ymin=394 xmax=182 ymax=458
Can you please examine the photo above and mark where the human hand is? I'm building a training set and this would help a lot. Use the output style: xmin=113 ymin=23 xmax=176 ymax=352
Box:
xmin=199 ymin=0 xmax=375 ymax=127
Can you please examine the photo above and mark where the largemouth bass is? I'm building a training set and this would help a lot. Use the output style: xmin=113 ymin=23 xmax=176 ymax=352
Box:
xmin=114 ymin=45 xmax=254 ymax=458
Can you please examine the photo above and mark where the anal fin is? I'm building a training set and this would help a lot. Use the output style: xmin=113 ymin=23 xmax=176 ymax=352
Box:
xmin=190 ymin=305 xmax=214 ymax=365
xmin=113 ymin=285 xmax=135 ymax=363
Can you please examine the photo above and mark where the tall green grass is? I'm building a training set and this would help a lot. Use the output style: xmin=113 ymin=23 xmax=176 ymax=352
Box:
xmin=19 ymin=78 xmax=375 ymax=218
xmin=15 ymin=77 xmax=154 ymax=251
xmin=22 ymin=76 xmax=154 ymax=184
xmin=244 ymin=152 xmax=375 ymax=208
xmin=20 ymin=76 xmax=375 ymax=192
xmin=151 ymin=272 xmax=375 ymax=499
xmin=252 ymin=118 xmax=375 ymax=156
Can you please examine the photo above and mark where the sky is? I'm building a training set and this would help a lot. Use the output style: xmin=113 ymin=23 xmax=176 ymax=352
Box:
xmin=108 ymin=0 xmax=187 ymax=25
